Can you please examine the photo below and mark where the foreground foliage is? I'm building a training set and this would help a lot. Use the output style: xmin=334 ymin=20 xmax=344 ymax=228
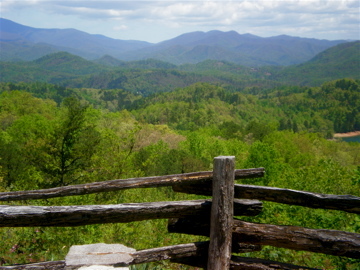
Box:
xmin=0 ymin=81 xmax=359 ymax=269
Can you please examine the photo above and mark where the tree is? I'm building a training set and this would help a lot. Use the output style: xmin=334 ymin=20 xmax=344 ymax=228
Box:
xmin=0 ymin=91 xmax=58 ymax=190
xmin=245 ymin=120 xmax=275 ymax=141
xmin=38 ymin=97 xmax=100 ymax=187
xmin=244 ymin=141 xmax=282 ymax=185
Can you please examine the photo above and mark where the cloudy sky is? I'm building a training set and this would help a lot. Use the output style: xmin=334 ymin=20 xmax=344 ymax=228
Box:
xmin=1 ymin=0 xmax=359 ymax=43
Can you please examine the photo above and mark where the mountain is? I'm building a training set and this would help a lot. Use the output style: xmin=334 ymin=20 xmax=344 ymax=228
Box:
xmin=0 ymin=51 xmax=281 ymax=95
xmin=119 ymin=30 xmax=348 ymax=66
xmin=94 ymin=56 xmax=177 ymax=70
xmin=0 ymin=18 xmax=151 ymax=61
xmin=33 ymin=52 xmax=108 ymax=75
xmin=0 ymin=52 xmax=110 ymax=84
xmin=1 ymin=18 xmax=351 ymax=66
xmin=269 ymin=41 xmax=360 ymax=85
xmin=93 ymin=55 xmax=127 ymax=67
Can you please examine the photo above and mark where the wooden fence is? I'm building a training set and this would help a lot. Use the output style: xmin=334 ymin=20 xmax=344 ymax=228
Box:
xmin=0 ymin=156 xmax=359 ymax=269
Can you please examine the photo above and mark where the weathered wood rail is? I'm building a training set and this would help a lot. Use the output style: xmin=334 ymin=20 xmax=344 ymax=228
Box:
xmin=0 ymin=199 xmax=262 ymax=227
xmin=169 ymin=217 xmax=360 ymax=258
xmin=0 ymin=156 xmax=359 ymax=270
xmin=0 ymin=168 xmax=264 ymax=201
xmin=173 ymin=182 xmax=360 ymax=214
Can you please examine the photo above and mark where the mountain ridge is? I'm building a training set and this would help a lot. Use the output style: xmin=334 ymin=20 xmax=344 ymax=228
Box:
xmin=117 ymin=30 xmax=348 ymax=66
xmin=0 ymin=18 xmax=152 ymax=60
xmin=0 ymin=18 xmax=353 ymax=66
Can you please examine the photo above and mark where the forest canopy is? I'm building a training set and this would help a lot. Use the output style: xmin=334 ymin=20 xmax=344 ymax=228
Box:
xmin=0 ymin=78 xmax=359 ymax=269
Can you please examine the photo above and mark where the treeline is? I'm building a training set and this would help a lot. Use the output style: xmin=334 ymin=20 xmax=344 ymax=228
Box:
xmin=1 ymin=78 xmax=359 ymax=135
xmin=0 ymin=81 xmax=359 ymax=269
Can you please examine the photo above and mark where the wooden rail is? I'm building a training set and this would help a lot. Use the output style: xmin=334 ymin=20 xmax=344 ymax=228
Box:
xmin=0 ymin=168 xmax=264 ymax=201
xmin=172 ymin=255 xmax=323 ymax=270
xmin=0 ymin=243 xmax=319 ymax=270
xmin=0 ymin=256 xmax=323 ymax=270
xmin=173 ymin=182 xmax=360 ymax=214
xmin=168 ymin=217 xmax=360 ymax=258
xmin=0 ymin=156 xmax=359 ymax=270
xmin=0 ymin=199 xmax=262 ymax=227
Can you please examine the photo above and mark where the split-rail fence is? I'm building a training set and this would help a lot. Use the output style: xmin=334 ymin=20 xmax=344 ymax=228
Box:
xmin=0 ymin=156 xmax=359 ymax=269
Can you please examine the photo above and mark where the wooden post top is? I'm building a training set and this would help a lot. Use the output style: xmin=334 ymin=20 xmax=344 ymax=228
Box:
xmin=214 ymin=156 xmax=235 ymax=159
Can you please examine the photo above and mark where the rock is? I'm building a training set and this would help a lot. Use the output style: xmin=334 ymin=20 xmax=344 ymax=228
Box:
xmin=65 ymin=243 xmax=135 ymax=269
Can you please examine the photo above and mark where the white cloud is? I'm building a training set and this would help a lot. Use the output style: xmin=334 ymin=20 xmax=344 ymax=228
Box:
xmin=0 ymin=0 xmax=40 ymax=11
xmin=1 ymin=0 xmax=359 ymax=42
xmin=113 ymin=24 xmax=128 ymax=31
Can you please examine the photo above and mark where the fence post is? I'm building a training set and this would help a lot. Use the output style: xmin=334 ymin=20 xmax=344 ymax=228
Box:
xmin=207 ymin=156 xmax=235 ymax=270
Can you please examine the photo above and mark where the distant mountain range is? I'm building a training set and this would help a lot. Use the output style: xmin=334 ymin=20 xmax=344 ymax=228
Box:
xmin=1 ymin=40 xmax=359 ymax=93
xmin=0 ymin=18 xmax=352 ymax=66
xmin=0 ymin=18 xmax=150 ymax=61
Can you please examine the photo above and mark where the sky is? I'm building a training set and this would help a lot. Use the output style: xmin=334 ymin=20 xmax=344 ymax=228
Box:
xmin=1 ymin=0 xmax=359 ymax=43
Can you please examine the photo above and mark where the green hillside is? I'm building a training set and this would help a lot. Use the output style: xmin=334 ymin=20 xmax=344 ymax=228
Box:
xmin=33 ymin=52 xmax=108 ymax=75
xmin=0 ymin=52 xmax=110 ymax=85
xmin=269 ymin=41 xmax=360 ymax=85
xmin=131 ymin=79 xmax=360 ymax=134
xmin=1 ymin=78 xmax=359 ymax=135
xmin=1 ymin=40 xmax=359 ymax=94
xmin=0 ymin=53 xmax=281 ymax=95
xmin=86 ymin=41 xmax=360 ymax=91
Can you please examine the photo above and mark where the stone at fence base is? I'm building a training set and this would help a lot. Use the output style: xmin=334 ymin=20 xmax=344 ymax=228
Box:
xmin=79 ymin=266 xmax=129 ymax=270
xmin=65 ymin=243 xmax=135 ymax=269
